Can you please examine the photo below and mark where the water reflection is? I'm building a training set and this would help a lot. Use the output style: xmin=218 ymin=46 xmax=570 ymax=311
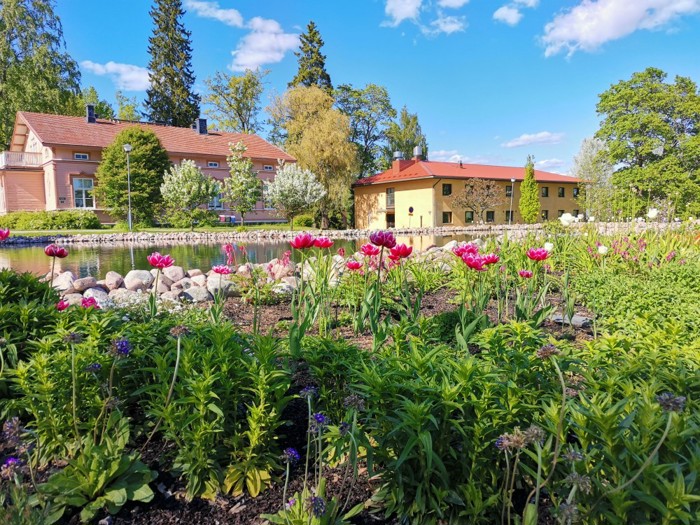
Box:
xmin=0 ymin=234 xmax=473 ymax=279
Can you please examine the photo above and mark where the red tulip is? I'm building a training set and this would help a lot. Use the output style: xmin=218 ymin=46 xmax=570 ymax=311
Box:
xmin=0 ymin=228 xmax=10 ymax=241
xmin=313 ymin=236 xmax=334 ymax=249
xmin=360 ymin=243 xmax=380 ymax=257
xmin=337 ymin=247 xmax=346 ymax=257
xmin=452 ymin=243 xmax=479 ymax=258
xmin=526 ymin=248 xmax=550 ymax=262
xmin=482 ymin=253 xmax=500 ymax=265
xmin=290 ymin=233 xmax=315 ymax=250
xmin=147 ymin=252 xmax=174 ymax=269
xmin=56 ymin=299 xmax=70 ymax=311
xmin=44 ymin=244 xmax=69 ymax=258
xmin=389 ymin=243 xmax=413 ymax=260
xmin=81 ymin=297 xmax=100 ymax=309
xmin=346 ymin=260 xmax=362 ymax=271
xmin=518 ymin=270 xmax=534 ymax=279
xmin=212 ymin=265 xmax=232 ymax=275
xmin=462 ymin=253 xmax=486 ymax=271
xmin=369 ymin=230 xmax=397 ymax=249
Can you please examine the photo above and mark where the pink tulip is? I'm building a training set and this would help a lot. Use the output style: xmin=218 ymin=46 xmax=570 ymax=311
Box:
xmin=0 ymin=228 xmax=10 ymax=241
xmin=313 ymin=237 xmax=334 ymax=249
xmin=81 ymin=297 xmax=100 ymax=309
xmin=337 ymin=247 xmax=346 ymax=257
xmin=212 ymin=265 xmax=232 ymax=275
xmin=462 ymin=253 xmax=486 ymax=271
xmin=360 ymin=243 xmax=380 ymax=257
xmin=526 ymin=248 xmax=550 ymax=262
xmin=147 ymin=252 xmax=174 ymax=269
xmin=389 ymin=243 xmax=413 ymax=260
xmin=369 ymin=230 xmax=397 ymax=249
xmin=56 ymin=299 xmax=70 ymax=311
xmin=44 ymin=244 xmax=69 ymax=258
xmin=346 ymin=260 xmax=362 ymax=271
xmin=482 ymin=253 xmax=500 ymax=265
xmin=452 ymin=243 xmax=479 ymax=258
xmin=290 ymin=233 xmax=315 ymax=250
xmin=518 ymin=270 xmax=534 ymax=279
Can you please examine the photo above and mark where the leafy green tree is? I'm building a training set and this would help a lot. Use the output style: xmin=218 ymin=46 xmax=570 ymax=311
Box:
xmin=268 ymin=162 xmax=326 ymax=230
xmin=221 ymin=142 xmax=262 ymax=225
xmin=0 ymin=0 xmax=81 ymax=148
xmin=451 ymin=178 xmax=506 ymax=224
xmin=160 ymin=159 xmax=221 ymax=230
xmin=335 ymin=83 xmax=396 ymax=177
xmin=382 ymin=106 xmax=428 ymax=168
xmin=288 ymin=21 xmax=332 ymax=94
xmin=116 ymin=91 xmax=140 ymax=121
xmin=81 ymin=86 xmax=115 ymax=119
xmin=144 ymin=0 xmax=200 ymax=126
xmin=519 ymin=155 xmax=540 ymax=223
xmin=203 ymin=70 xmax=267 ymax=133
xmin=596 ymin=67 xmax=700 ymax=216
xmin=95 ymin=127 xmax=171 ymax=225
xmin=571 ymin=137 xmax=616 ymax=220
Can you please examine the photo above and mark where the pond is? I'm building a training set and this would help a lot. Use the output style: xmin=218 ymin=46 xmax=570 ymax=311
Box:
xmin=0 ymin=233 xmax=473 ymax=279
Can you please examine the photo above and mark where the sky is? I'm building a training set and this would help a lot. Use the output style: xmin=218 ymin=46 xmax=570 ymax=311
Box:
xmin=56 ymin=0 xmax=700 ymax=175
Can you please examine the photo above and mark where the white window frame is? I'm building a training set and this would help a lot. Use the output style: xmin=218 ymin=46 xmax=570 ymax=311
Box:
xmin=262 ymin=165 xmax=274 ymax=172
xmin=74 ymin=153 xmax=89 ymax=160
xmin=209 ymin=193 xmax=224 ymax=210
xmin=207 ymin=161 xmax=219 ymax=168
xmin=73 ymin=178 xmax=95 ymax=209
xmin=262 ymin=182 xmax=274 ymax=210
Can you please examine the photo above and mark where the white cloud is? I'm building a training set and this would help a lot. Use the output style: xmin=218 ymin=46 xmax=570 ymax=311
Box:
xmin=430 ymin=149 xmax=498 ymax=164
xmin=501 ymin=131 xmax=564 ymax=148
xmin=80 ymin=61 xmax=150 ymax=91
xmin=230 ymin=17 xmax=299 ymax=71
xmin=427 ymin=14 xmax=467 ymax=34
xmin=514 ymin=0 xmax=539 ymax=7
xmin=438 ymin=0 xmax=470 ymax=7
xmin=535 ymin=158 xmax=566 ymax=172
xmin=543 ymin=0 xmax=700 ymax=57
xmin=184 ymin=0 xmax=243 ymax=27
xmin=493 ymin=6 xmax=523 ymax=25
xmin=384 ymin=0 xmax=423 ymax=26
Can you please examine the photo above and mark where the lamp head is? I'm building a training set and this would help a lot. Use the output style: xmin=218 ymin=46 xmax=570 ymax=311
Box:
xmin=123 ymin=144 xmax=132 ymax=153
xmin=511 ymin=178 xmax=516 ymax=183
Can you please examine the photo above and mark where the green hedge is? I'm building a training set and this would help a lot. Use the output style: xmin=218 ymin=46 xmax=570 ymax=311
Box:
xmin=0 ymin=210 xmax=102 ymax=230
xmin=292 ymin=213 xmax=314 ymax=228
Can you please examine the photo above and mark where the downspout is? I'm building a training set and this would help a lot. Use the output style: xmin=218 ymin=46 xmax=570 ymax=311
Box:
xmin=431 ymin=178 xmax=441 ymax=228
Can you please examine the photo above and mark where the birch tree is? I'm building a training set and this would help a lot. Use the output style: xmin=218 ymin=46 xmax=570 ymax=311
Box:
xmin=221 ymin=142 xmax=262 ymax=225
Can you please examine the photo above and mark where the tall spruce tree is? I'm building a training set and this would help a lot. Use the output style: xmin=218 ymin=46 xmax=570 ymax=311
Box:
xmin=288 ymin=21 xmax=332 ymax=94
xmin=0 ymin=0 xmax=81 ymax=148
xmin=144 ymin=0 xmax=200 ymax=126
xmin=519 ymin=155 xmax=541 ymax=224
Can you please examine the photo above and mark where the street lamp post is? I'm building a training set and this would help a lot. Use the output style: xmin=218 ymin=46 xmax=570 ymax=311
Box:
xmin=123 ymin=144 xmax=133 ymax=232
xmin=508 ymin=177 xmax=516 ymax=226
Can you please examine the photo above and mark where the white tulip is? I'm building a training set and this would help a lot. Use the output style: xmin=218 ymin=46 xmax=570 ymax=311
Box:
xmin=647 ymin=208 xmax=659 ymax=219
xmin=598 ymin=245 xmax=609 ymax=255
xmin=544 ymin=242 xmax=554 ymax=252
xmin=559 ymin=213 xmax=574 ymax=226
xmin=588 ymin=216 xmax=595 ymax=222
xmin=577 ymin=214 xmax=584 ymax=220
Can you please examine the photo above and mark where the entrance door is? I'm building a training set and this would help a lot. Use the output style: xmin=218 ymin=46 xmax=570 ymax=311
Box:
xmin=386 ymin=213 xmax=395 ymax=228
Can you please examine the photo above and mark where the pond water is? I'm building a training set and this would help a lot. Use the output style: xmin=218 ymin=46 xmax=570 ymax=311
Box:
xmin=0 ymin=234 xmax=473 ymax=279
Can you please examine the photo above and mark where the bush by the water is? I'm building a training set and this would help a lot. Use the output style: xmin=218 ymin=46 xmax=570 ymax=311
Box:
xmin=0 ymin=210 xmax=101 ymax=230
xmin=292 ymin=213 xmax=315 ymax=228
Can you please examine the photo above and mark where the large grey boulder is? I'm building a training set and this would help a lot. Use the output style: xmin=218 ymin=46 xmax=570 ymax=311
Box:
xmin=163 ymin=265 xmax=186 ymax=283
xmin=171 ymin=277 xmax=193 ymax=291
xmin=73 ymin=276 xmax=97 ymax=293
xmin=182 ymin=287 xmax=212 ymax=303
xmin=272 ymin=282 xmax=294 ymax=296
xmin=160 ymin=290 xmax=182 ymax=302
xmin=105 ymin=271 xmax=124 ymax=291
xmin=83 ymin=287 xmax=110 ymax=307
xmin=191 ymin=274 xmax=207 ymax=287
xmin=187 ymin=268 xmax=203 ymax=277
xmin=53 ymin=271 xmax=76 ymax=292
xmin=207 ymin=275 xmax=239 ymax=298
xmin=108 ymin=288 xmax=140 ymax=305
xmin=124 ymin=270 xmax=154 ymax=291
xmin=62 ymin=293 xmax=84 ymax=306
xmin=265 ymin=258 xmax=295 ymax=280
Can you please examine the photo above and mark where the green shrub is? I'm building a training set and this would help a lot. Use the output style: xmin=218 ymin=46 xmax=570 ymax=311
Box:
xmin=293 ymin=213 xmax=314 ymax=228
xmin=0 ymin=210 xmax=101 ymax=230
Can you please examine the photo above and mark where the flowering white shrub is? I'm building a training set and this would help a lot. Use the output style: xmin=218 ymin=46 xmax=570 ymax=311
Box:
xmin=267 ymin=163 xmax=326 ymax=225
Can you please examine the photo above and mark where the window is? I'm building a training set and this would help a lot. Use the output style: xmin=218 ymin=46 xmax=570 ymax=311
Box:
xmin=386 ymin=187 xmax=395 ymax=208
xmin=74 ymin=153 xmax=89 ymax=161
xmin=541 ymin=187 xmax=549 ymax=197
xmin=262 ymin=182 xmax=274 ymax=210
xmin=209 ymin=193 xmax=224 ymax=210
xmin=573 ymin=209 xmax=579 ymax=217
xmin=486 ymin=211 xmax=495 ymax=223
xmin=558 ymin=187 xmax=565 ymax=198
xmin=263 ymin=165 xmax=274 ymax=171
xmin=465 ymin=210 xmax=474 ymax=223
xmin=541 ymin=210 xmax=549 ymax=220
xmin=442 ymin=211 xmax=453 ymax=224
xmin=573 ymin=187 xmax=580 ymax=198
xmin=558 ymin=210 xmax=565 ymax=217
xmin=506 ymin=185 xmax=513 ymax=197
xmin=505 ymin=210 xmax=514 ymax=222
xmin=207 ymin=161 xmax=219 ymax=168
xmin=442 ymin=183 xmax=452 ymax=196
xmin=73 ymin=178 xmax=94 ymax=208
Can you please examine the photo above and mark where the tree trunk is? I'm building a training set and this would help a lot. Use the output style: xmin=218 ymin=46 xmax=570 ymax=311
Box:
xmin=290 ymin=215 xmax=295 ymax=231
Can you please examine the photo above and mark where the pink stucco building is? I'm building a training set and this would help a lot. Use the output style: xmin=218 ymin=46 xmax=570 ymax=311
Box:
xmin=0 ymin=108 xmax=295 ymax=223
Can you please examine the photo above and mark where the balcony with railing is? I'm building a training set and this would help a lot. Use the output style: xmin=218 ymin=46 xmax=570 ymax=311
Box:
xmin=0 ymin=151 xmax=43 ymax=169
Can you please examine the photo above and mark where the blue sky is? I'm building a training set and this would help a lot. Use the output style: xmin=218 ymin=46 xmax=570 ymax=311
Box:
xmin=57 ymin=0 xmax=700 ymax=174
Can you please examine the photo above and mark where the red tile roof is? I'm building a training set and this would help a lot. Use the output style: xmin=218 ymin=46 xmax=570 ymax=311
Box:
xmin=16 ymin=112 xmax=295 ymax=162
xmin=353 ymin=160 xmax=579 ymax=186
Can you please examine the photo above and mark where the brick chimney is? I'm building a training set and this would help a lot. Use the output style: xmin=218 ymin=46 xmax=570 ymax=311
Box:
xmin=193 ymin=118 xmax=208 ymax=135
xmin=86 ymin=104 xmax=96 ymax=124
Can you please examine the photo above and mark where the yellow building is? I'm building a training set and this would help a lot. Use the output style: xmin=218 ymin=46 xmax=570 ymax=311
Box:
xmin=353 ymin=155 xmax=581 ymax=229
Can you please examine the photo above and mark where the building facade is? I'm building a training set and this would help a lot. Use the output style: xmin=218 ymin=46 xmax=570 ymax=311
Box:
xmin=0 ymin=109 xmax=295 ymax=223
xmin=353 ymin=156 xmax=581 ymax=229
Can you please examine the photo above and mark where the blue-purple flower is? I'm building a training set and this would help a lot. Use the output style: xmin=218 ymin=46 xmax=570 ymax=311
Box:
xmin=300 ymin=386 xmax=318 ymax=400
xmin=85 ymin=363 xmax=102 ymax=373
xmin=656 ymin=392 xmax=686 ymax=412
xmin=281 ymin=447 xmax=300 ymax=465
xmin=111 ymin=337 xmax=132 ymax=357
xmin=307 ymin=496 xmax=326 ymax=517
xmin=0 ymin=457 xmax=22 ymax=480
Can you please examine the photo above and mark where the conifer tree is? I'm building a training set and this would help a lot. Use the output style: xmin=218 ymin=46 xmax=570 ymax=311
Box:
xmin=519 ymin=155 xmax=541 ymax=224
xmin=144 ymin=0 xmax=200 ymax=126
xmin=382 ymin=106 xmax=428 ymax=167
xmin=288 ymin=21 xmax=332 ymax=94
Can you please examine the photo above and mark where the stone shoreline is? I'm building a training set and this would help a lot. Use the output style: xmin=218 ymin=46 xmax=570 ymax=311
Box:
xmin=0 ymin=221 xmax=681 ymax=246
